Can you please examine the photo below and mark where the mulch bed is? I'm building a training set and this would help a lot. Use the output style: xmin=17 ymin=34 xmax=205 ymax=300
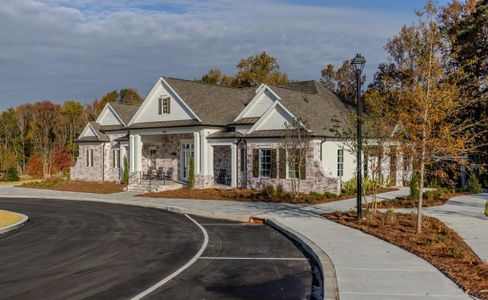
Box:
xmin=368 ymin=192 xmax=471 ymax=209
xmin=20 ymin=180 xmax=124 ymax=194
xmin=324 ymin=211 xmax=488 ymax=299
xmin=139 ymin=187 xmax=398 ymax=204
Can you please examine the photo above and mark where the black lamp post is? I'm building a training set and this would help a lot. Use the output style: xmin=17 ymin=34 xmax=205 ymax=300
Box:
xmin=351 ymin=53 xmax=365 ymax=220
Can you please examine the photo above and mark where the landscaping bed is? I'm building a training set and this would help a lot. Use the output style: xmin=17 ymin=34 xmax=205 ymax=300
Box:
xmin=139 ymin=187 xmax=398 ymax=204
xmin=324 ymin=211 xmax=488 ymax=299
xmin=367 ymin=190 xmax=470 ymax=209
xmin=20 ymin=179 xmax=124 ymax=194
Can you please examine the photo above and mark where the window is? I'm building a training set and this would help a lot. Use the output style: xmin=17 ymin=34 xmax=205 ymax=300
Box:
xmin=112 ymin=149 xmax=120 ymax=168
xmin=287 ymin=150 xmax=299 ymax=179
xmin=86 ymin=149 xmax=94 ymax=167
xmin=159 ymin=97 xmax=170 ymax=114
xmin=337 ymin=149 xmax=344 ymax=177
xmin=259 ymin=149 xmax=272 ymax=177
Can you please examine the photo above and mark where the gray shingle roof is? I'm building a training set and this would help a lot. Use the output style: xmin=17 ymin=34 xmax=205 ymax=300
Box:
xmin=163 ymin=77 xmax=255 ymax=125
xmin=229 ymin=117 xmax=260 ymax=125
xmin=127 ymin=119 xmax=202 ymax=129
xmin=76 ymin=122 xmax=110 ymax=142
xmin=109 ymin=102 xmax=140 ymax=125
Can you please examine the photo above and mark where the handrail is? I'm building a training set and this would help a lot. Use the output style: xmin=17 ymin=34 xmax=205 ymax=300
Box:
xmin=125 ymin=171 xmax=141 ymax=191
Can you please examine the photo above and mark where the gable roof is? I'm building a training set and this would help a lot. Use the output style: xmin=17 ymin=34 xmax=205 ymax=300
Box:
xmin=162 ymin=77 xmax=255 ymax=125
xmin=76 ymin=122 xmax=110 ymax=142
xmin=109 ymin=102 xmax=140 ymax=125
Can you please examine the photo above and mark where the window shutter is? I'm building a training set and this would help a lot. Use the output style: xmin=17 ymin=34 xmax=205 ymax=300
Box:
xmin=158 ymin=97 xmax=162 ymax=115
xmin=279 ymin=149 xmax=286 ymax=179
xmin=270 ymin=149 xmax=277 ymax=178
xmin=253 ymin=149 xmax=259 ymax=177
xmin=167 ymin=97 xmax=171 ymax=113
xmin=86 ymin=149 xmax=89 ymax=167
xmin=299 ymin=155 xmax=306 ymax=180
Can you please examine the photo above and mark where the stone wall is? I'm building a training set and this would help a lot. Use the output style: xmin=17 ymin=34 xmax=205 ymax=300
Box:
xmin=213 ymin=145 xmax=231 ymax=182
xmin=245 ymin=142 xmax=340 ymax=194
xmin=195 ymin=175 xmax=214 ymax=189
xmin=141 ymin=133 xmax=192 ymax=181
xmin=71 ymin=143 xmax=104 ymax=182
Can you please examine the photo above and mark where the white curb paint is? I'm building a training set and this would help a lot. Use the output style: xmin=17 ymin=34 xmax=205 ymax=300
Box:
xmin=0 ymin=212 xmax=29 ymax=235
xmin=130 ymin=214 xmax=209 ymax=300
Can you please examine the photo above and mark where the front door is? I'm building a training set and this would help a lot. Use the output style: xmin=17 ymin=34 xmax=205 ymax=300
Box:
xmin=181 ymin=143 xmax=194 ymax=181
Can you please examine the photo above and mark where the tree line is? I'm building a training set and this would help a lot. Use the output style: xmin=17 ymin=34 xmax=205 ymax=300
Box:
xmin=0 ymin=89 xmax=143 ymax=178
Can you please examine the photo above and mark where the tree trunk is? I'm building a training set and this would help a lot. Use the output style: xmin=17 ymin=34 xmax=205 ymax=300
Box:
xmin=416 ymin=119 xmax=428 ymax=234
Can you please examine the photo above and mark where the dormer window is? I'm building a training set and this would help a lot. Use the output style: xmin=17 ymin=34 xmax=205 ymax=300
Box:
xmin=158 ymin=97 xmax=171 ymax=115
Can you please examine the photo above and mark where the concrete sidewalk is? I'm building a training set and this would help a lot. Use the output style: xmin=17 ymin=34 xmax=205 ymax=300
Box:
xmin=0 ymin=186 xmax=470 ymax=299
xmin=425 ymin=193 xmax=488 ymax=262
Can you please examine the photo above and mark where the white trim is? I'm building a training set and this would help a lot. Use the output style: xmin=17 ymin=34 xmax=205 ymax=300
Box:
xmin=96 ymin=103 xmax=126 ymax=126
xmin=248 ymin=101 xmax=297 ymax=133
xmin=79 ymin=123 xmax=101 ymax=140
xmin=129 ymin=77 xmax=202 ymax=125
xmin=233 ymin=84 xmax=281 ymax=121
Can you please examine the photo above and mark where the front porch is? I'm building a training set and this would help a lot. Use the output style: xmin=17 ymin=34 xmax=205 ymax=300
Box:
xmin=126 ymin=129 xmax=241 ymax=191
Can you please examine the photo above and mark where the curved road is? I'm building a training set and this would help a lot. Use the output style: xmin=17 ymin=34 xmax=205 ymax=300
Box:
xmin=0 ymin=199 xmax=313 ymax=300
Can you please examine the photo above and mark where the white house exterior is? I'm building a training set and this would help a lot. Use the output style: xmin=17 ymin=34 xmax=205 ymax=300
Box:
xmin=71 ymin=76 xmax=410 ymax=193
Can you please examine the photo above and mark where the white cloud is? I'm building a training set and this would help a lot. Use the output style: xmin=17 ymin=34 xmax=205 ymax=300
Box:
xmin=0 ymin=0 xmax=415 ymax=108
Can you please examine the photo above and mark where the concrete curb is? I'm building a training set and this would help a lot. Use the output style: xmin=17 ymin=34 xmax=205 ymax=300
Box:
xmin=0 ymin=195 xmax=339 ymax=300
xmin=0 ymin=211 xmax=29 ymax=235
xmin=267 ymin=218 xmax=339 ymax=300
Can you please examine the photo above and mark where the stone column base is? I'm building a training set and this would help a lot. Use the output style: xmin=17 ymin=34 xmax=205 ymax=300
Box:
xmin=195 ymin=175 xmax=214 ymax=189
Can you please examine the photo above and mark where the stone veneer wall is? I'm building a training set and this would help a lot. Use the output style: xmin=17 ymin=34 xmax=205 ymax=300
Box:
xmin=245 ymin=142 xmax=340 ymax=194
xmin=141 ymin=133 xmax=193 ymax=181
xmin=71 ymin=143 xmax=104 ymax=182
xmin=195 ymin=175 xmax=214 ymax=188
xmin=213 ymin=145 xmax=231 ymax=181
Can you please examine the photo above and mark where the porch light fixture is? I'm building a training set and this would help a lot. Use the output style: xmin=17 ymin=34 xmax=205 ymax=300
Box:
xmin=351 ymin=53 xmax=365 ymax=220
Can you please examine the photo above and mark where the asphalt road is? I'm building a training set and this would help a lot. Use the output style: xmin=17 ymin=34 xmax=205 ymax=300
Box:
xmin=0 ymin=199 xmax=313 ymax=300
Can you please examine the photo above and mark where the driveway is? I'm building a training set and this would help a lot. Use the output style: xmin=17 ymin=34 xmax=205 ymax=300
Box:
xmin=0 ymin=199 xmax=313 ymax=300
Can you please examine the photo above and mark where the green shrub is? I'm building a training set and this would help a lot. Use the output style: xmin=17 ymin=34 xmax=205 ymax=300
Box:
xmin=122 ymin=157 xmax=129 ymax=184
xmin=263 ymin=184 xmax=277 ymax=201
xmin=323 ymin=192 xmax=337 ymax=199
xmin=276 ymin=184 xmax=284 ymax=198
xmin=187 ymin=157 xmax=195 ymax=189
xmin=423 ymin=190 xmax=435 ymax=202
xmin=485 ymin=200 xmax=488 ymax=217
xmin=341 ymin=178 xmax=356 ymax=195
xmin=410 ymin=172 xmax=420 ymax=201
xmin=5 ymin=167 xmax=19 ymax=181
xmin=467 ymin=176 xmax=482 ymax=193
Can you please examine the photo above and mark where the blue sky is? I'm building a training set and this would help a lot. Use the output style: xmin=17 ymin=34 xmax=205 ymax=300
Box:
xmin=0 ymin=0 xmax=452 ymax=109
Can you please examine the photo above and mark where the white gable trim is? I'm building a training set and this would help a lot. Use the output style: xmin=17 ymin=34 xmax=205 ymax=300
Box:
xmin=129 ymin=77 xmax=202 ymax=125
xmin=96 ymin=103 xmax=125 ymax=126
xmin=248 ymin=101 xmax=296 ymax=133
xmin=79 ymin=123 xmax=100 ymax=139
xmin=233 ymin=85 xmax=281 ymax=121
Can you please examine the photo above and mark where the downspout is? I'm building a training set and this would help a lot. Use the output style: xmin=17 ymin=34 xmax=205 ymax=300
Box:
xmin=320 ymin=137 xmax=327 ymax=161
xmin=102 ymin=142 xmax=105 ymax=182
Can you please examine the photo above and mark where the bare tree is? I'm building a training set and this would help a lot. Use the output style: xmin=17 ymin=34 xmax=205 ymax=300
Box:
xmin=280 ymin=118 xmax=312 ymax=198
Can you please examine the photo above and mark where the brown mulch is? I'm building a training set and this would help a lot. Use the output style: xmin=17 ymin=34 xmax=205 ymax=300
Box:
xmin=369 ymin=192 xmax=471 ymax=209
xmin=20 ymin=180 xmax=124 ymax=194
xmin=324 ymin=211 xmax=488 ymax=299
xmin=139 ymin=187 xmax=398 ymax=204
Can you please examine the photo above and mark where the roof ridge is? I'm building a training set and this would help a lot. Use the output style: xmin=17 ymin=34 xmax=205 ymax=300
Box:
xmin=163 ymin=76 xmax=254 ymax=91
xmin=109 ymin=102 xmax=140 ymax=107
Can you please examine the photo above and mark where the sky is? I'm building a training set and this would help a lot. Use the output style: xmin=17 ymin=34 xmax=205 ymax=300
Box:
xmin=0 ymin=0 xmax=451 ymax=110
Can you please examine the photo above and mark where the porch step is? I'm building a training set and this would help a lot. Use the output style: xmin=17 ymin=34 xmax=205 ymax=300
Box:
xmin=128 ymin=180 xmax=185 ymax=193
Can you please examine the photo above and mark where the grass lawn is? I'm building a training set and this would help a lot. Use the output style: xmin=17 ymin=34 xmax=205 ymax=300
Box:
xmin=139 ymin=187 xmax=398 ymax=204
xmin=365 ymin=191 xmax=471 ymax=209
xmin=20 ymin=179 xmax=125 ymax=194
xmin=0 ymin=179 xmax=44 ymax=186
xmin=324 ymin=211 xmax=488 ymax=300
xmin=0 ymin=210 xmax=23 ymax=228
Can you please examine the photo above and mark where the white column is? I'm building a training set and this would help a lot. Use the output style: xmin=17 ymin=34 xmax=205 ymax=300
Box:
xmin=230 ymin=143 xmax=237 ymax=187
xmin=193 ymin=131 xmax=200 ymax=175
xmin=129 ymin=135 xmax=135 ymax=172
xmin=200 ymin=129 xmax=207 ymax=175
xmin=120 ymin=144 xmax=127 ymax=179
xmin=208 ymin=145 xmax=214 ymax=176
xmin=135 ymin=135 xmax=143 ymax=172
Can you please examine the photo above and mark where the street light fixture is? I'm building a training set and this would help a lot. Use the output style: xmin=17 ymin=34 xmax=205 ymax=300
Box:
xmin=351 ymin=53 xmax=365 ymax=220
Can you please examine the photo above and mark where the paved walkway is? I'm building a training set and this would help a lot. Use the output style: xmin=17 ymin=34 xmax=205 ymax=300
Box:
xmin=425 ymin=193 xmax=488 ymax=262
xmin=0 ymin=186 xmax=470 ymax=300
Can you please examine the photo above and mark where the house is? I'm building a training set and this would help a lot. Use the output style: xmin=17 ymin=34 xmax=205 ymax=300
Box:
xmin=71 ymin=76 xmax=410 ymax=193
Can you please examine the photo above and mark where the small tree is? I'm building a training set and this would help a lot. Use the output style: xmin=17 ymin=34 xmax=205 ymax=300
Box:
xmin=188 ymin=157 xmax=195 ymax=189
xmin=280 ymin=118 xmax=311 ymax=198
xmin=122 ymin=157 xmax=129 ymax=184
xmin=6 ymin=167 xmax=19 ymax=181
